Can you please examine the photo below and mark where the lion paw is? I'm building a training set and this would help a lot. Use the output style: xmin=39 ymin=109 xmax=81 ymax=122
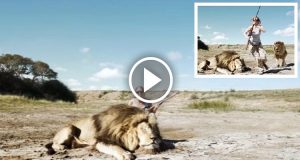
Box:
xmin=122 ymin=151 xmax=136 ymax=160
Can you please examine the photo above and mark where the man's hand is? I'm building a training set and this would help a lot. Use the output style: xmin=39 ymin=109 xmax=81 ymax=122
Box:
xmin=258 ymin=25 xmax=265 ymax=32
xmin=148 ymin=103 xmax=159 ymax=113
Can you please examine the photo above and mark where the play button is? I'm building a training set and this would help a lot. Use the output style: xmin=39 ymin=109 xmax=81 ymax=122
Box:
xmin=129 ymin=57 xmax=173 ymax=103
xmin=144 ymin=68 xmax=161 ymax=92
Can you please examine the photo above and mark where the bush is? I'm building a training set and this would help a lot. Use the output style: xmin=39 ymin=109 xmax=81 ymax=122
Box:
xmin=0 ymin=72 xmax=77 ymax=102
xmin=0 ymin=72 xmax=43 ymax=99
xmin=188 ymin=100 xmax=233 ymax=111
xmin=224 ymin=96 xmax=230 ymax=102
xmin=230 ymin=89 xmax=236 ymax=92
xmin=119 ymin=91 xmax=130 ymax=100
xmin=41 ymin=80 xmax=77 ymax=103
xmin=189 ymin=93 xmax=199 ymax=100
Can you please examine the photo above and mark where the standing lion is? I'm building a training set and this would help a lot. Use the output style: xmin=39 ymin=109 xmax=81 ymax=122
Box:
xmin=273 ymin=41 xmax=288 ymax=67
xmin=46 ymin=104 xmax=162 ymax=160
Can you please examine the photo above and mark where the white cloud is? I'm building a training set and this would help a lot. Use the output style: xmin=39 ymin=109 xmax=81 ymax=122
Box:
xmin=66 ymin=78 xmax=81 ymax=87
xmin=167 ymin=51 xmax=183 ymax=61
xmin=286 ymin=10 xmax=293 ymax=16
xmin=210 ymin=41 xmax=222 ymax=45
xmin=89 ymin=67 xmax=125 ymax=81
xmin=100 ymin=85 xmax=118 ymax=90
xmin=273 ymin=24 xmax=294 ymax=37
xmin=212 ymin=32 xmax=228 ymax=41
xmin=72 ymin=87 xmax=83 ymax=91
xmin=88 ymin=85 xmax=98 ymax=90
xmin=202 ymin=39 xmax=210 ymax=44
xmin=213 ymin=35 xmax=228 ymax=40
xmin=99 ymin=62 xmax=123 ymax=68
xmin=80 ymin=47 xmax=90 ymax=53
xmin=204 ymin=25 xmax=211 ymax=30
xmin=54 ymin=66 xmax=67 ymax=72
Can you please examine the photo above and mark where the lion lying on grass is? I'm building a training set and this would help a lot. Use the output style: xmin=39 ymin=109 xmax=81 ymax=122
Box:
xmin=46 ymin=104 xmax=162 ymax=160
xmin=198 ymin=51 xmax=248 ymax=75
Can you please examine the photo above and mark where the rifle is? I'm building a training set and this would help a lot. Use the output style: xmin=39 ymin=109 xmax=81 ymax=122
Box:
xmin=245 ymin=6 xmax=261 ymax=50
xmin=150 ymin=91 xmax=179 ymax=113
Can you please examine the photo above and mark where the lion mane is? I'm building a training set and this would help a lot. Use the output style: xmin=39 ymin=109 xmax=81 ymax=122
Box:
xmin=198 ymin=51 xmax=247 ymax=74
xmin=46 ymin=104 xmax=162 ymax=160
xmin=273 ymin=41 xmax=287 ymax=67
xmin=215 ymin=51 xmax=243 ymax=72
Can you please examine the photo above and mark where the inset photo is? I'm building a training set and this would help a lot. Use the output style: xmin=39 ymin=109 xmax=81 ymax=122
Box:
xmin=194 ymin=3 xmax=298 ymax=78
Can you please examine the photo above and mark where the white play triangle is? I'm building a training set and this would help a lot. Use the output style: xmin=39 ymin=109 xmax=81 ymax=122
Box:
xmin=143 ymin=68 xmax=161 ymax=92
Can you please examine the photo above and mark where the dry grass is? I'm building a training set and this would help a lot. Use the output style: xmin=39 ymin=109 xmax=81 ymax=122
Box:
xmin=227 ymin=90 xmax=300 ymax=102
xmin=189 ymin=93 xmax=199 ymax=100
xmin=119 ymin=91 xmax=130 ymax=100
xmin=188 ymin=100 xmax=234 ymax=112
xmin=0 ymin=95 xmax=76 ymax=112
xmin=1 ymin=89 xmax=300 ymax=113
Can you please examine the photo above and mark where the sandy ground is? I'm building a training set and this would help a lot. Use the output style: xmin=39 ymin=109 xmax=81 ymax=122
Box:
xmin=1 ymin=90 xmax=300 ymax=160
xmin=197 ymin=44 xmax=295 ymax=75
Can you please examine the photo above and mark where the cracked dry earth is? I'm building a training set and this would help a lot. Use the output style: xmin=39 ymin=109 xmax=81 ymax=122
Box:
xmin=1 ymin=91 xmax=300 ymax=160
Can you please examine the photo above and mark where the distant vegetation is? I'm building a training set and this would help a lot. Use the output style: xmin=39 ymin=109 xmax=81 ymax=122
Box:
xmin=188 ymin=100 xmax=234 ymax=112
xmin=0 ymin=54 xmax=76 ymax=102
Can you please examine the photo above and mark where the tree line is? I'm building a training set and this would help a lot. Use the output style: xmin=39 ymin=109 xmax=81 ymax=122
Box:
xmin=0 ymin=54 xmax=76 ymax=102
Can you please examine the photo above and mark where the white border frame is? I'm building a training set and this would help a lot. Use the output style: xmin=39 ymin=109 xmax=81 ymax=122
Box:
xmin=194 ymin=2 xmax=298 ymax=78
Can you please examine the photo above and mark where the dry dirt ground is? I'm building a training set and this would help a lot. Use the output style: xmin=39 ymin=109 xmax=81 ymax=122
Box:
xmin=197 ymin=44 xmax=295 ymax=75
xmin=1 ymin=89 xmax=300 ymax=160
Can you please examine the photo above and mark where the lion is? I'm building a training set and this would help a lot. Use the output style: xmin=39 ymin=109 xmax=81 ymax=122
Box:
xmin=273 ymin=41 xmax=288 ymax=67
xmin=198 ymin=51 xmax=248 ymax=75
xmin=45 ymin=104 xmax=162 ymax=160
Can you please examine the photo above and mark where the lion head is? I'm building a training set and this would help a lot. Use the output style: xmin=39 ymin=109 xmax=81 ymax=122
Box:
xmin=273 ymin=41 xmax=286 ymax=55
xmin=217 ymin=51 xmax=247 ymax=73
xmin=95 ymin=105 xmax=162 ymax=154
xmin=228 ymin=57 xmax=247 ymax=73
xmin=136 ymin=121 xmax=160 ymax=153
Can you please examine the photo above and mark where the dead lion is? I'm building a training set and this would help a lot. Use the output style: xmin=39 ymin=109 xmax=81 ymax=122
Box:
xmin=46 ymin=104 xmax=162 ymax=160
xmin=198 ymin=51 xmax=248 ymax=75
xmin=273 ymin=41 xmax=288 ymax=67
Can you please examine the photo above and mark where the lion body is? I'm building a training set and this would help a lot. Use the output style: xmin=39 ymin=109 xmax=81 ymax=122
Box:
xmin=198 ymin=51 xmax=247 ymax=75
xmin=47 ymin=104 xmax=161 ymax=160
xmin=273 ymin=41 xmax=287 ymax=67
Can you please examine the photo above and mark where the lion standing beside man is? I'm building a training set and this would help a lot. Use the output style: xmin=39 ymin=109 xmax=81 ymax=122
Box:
xmin=273 ymin=41 xmax=288 ymax=67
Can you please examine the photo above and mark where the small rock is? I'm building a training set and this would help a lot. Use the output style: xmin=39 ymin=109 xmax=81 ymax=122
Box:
xmin=64 ymin=155 xmax=70 ymax=158
xmin=208 ymin=142 xmax=217 ymax=146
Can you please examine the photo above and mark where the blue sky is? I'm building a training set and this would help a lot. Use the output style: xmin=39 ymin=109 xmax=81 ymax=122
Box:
xmin=0 ymin=0 xmax=299 ymax=91
xmin=198 ymin=6 xmax=295 ymax=44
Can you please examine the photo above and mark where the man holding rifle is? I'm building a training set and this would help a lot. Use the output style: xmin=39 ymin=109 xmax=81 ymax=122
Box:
xmin=128 ymin=86 xmax=157 ymax=112
xmin=128 ymin=86 xmax=178 ymax=113
xmin=244 ymin=16 xmax=269 ymax=73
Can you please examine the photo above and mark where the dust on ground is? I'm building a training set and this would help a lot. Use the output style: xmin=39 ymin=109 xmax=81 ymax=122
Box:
xmin=1 ymin=89 xmax=300 ymax=160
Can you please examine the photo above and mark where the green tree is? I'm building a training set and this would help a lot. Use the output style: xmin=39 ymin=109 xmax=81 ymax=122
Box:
xmin=32 ymin=61 xmax=57 ymax=82
xmin=0 ymin=54 xmax=33 ymax=77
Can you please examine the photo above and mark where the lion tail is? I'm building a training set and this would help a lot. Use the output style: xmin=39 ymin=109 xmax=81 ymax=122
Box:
xmin=45 ymin=142 xmax=56 ymax=155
